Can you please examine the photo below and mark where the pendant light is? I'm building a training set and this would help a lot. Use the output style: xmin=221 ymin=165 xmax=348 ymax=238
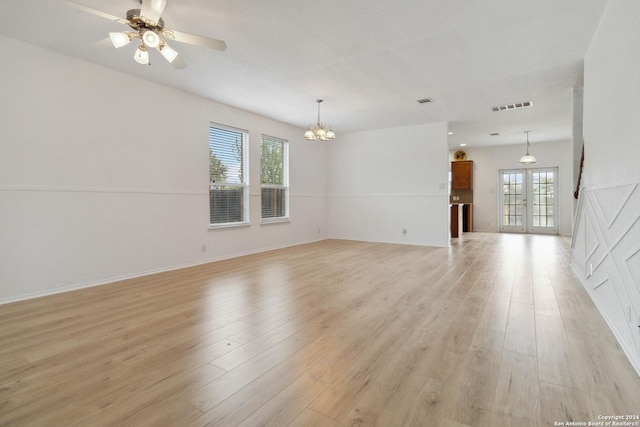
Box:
xmin=304 ymin=100 xmax=336 ymax=141
xmin=518 ymin=131 xmax=537 ymax=164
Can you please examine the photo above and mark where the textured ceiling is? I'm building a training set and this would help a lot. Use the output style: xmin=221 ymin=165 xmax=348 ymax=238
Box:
xmin=0 ymin=0 xmax=608 ymax=147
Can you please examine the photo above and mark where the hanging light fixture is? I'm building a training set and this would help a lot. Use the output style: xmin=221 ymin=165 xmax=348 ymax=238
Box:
xmin=518 ymin=131 xmax=537 ymax=164
xmin=304 ymin=99 xmax=336 ymax=141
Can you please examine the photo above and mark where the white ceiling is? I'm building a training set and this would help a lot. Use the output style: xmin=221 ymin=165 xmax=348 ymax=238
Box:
xmin=0 ymin=0 xmax=607 ymax=147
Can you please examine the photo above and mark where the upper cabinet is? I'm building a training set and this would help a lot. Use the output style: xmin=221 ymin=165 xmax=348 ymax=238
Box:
xmin=451 ymin=160 xmax=473 ymax=190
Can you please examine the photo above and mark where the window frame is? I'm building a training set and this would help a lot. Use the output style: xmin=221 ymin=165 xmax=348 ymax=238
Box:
xmin=260 ymin=134 xmax=289 ymax=224
xmin=208 ymin=122 xmax=250 ymax=229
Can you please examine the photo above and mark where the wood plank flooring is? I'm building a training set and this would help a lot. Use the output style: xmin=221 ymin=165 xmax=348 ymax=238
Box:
xmin=1 ymin=233 xmax=639 ymax=426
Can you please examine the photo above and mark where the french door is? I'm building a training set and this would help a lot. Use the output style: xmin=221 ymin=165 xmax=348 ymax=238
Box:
xmin=499 ymin=168 xmax=558 ymax=234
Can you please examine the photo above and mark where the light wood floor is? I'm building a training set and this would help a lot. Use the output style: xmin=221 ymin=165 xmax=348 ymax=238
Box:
xmin=1 ymin=233 xmax=639 ymax=426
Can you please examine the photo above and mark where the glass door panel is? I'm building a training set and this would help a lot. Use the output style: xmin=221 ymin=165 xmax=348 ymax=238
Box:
xmin=500 ymin=170 xmax=525 ymax=232
xmin=499 ymin=168 xmax=558 ymax=234
xmin=529 ymin=168 xmax=558 ymax=234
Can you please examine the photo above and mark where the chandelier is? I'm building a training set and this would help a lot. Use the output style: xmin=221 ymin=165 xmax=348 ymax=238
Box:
xmin=518 ymin=131 xmax=537 ymax=164
xmin=108 ymin=9 xmax=179 ymax=66
xmin=304 ymin=99 xmax=336 ymax=141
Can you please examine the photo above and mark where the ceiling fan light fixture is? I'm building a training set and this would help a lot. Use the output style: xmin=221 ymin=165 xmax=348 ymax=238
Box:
xmin=109 ymin=32 xmax=132 ymax=48
xmin=142 ymin=30 xmax=160 ymax=48
xmin=158 ymin=42 xmax=178 ymax=63
xmin=68 ymin=0 xmax=226 ymax=68
xmin=134 ymin=45 xmax=150 ymax=64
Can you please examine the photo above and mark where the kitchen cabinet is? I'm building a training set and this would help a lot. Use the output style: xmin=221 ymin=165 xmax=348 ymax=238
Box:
xmin=451 ymin=160 xmax=473 ymax=190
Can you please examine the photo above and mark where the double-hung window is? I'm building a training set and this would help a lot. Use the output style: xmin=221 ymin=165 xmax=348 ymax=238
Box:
xmin=260 ymin=135 xmax=289 ymax=221
xmin=209 ymin=123 xmax=249 ymax=226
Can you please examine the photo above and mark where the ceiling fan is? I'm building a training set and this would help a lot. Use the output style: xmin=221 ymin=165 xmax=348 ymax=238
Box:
xmin=64 ymin=0 xmax=227 ymax=68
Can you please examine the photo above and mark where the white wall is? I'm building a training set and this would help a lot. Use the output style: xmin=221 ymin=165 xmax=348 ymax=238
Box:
xmin=0 ymin=35 xmax=328 ymax=303
xmin=456 ymin=140 xmax=573 ymax=236
xmin=573 ymin=0 xmax=640 ymax=375
xmin=327 ymin=123 xmax=450 ymax=247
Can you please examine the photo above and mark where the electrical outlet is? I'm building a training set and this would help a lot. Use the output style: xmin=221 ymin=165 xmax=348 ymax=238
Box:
xmin=402 ymin=228 xmax=407 ymax=234
xmin=201 ymin=244 xmax=207 ymax=253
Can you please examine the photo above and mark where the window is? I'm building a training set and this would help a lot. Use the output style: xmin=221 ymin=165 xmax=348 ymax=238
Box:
xmin=260 ymin=135 xmax=289 ymax=221
xmin=209 ymin=124 xmax=248 ymax=226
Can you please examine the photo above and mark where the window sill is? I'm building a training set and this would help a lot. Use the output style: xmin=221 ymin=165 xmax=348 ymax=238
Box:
xmin=260 ymin=217 xmax=290 ymax=225
xmin=208 ymin=222 xmax=251 ymax=230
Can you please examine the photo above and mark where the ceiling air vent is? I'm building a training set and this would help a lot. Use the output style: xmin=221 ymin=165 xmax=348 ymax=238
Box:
xmin=417 ymin=98 xmax=433 ymax=104
xmin=492 ymin=100 xmax=533 ymax=112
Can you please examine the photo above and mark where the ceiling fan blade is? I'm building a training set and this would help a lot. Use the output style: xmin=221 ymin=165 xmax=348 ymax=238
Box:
xmin=165 ymin=29 xmax=227 ymax=51
xmin=140 ymin=0 xmax=167 ymax=26
xmin=63 ymin=0 xmax=129 ymax=25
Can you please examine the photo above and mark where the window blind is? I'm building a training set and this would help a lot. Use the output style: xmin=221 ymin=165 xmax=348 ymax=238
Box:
xmin=209 ymin=124 xmax=248 ymax=225
xmin=260 ymin=135 xmax=288 ymax=219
